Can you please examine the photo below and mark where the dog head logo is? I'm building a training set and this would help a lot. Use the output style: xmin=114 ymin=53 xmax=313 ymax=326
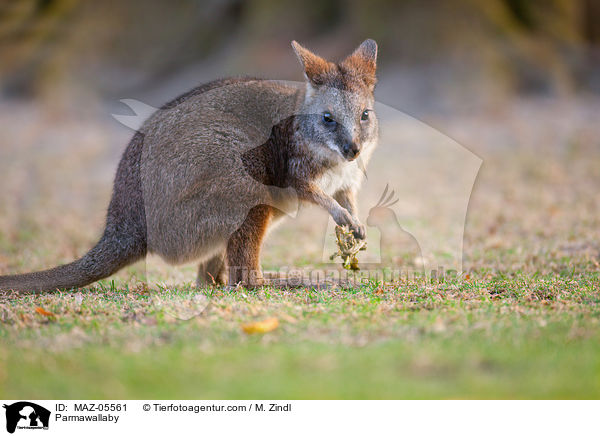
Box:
xmin=112 ymin=84 xmax=482 ymax=282
xmin=3 ymin=402 xmax=50 ymax=433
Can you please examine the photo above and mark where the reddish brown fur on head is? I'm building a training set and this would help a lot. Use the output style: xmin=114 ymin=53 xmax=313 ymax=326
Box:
xmin=340 ymin=40 xmax=377 ymax=90
xmin=291 ymin=39 xmax=378 ymax=91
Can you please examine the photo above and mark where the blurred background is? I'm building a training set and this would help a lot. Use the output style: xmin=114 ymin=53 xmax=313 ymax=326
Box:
xmin=0 ymin=0 xmax=599 ymax=278
xmin=2 ymin=0 xmax=600 ymax=110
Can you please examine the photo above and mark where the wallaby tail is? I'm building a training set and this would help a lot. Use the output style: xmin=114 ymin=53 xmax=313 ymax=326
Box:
xmin=0 ymin=231 xmax=145 ymax=293
xmin=0 ymin=131 xmax=148 ymax=294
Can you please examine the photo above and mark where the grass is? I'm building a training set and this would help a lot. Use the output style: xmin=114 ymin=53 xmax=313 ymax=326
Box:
xmin=1 ymin=268 xmax=599 ymax=399
xmin=1 ymin=98 xmax=599 ymax=399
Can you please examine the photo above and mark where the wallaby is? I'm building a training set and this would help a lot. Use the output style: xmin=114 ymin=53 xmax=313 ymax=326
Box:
xmin=0 ymin=39 xmax=379 ymax=293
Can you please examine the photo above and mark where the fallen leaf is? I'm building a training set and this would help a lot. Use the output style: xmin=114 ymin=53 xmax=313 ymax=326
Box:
xmin=279 ymin=313 xmax=297 ymax=324
xmin=35 ymin=307 xmax=56 ymax=317
xmin=241 ymin=318 xmax=279 ymax=334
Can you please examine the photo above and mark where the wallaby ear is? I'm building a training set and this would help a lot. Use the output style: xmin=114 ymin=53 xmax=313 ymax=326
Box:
xmin=341 ymin=39 xmax=378 ymax=88
xmin=291 ymin=40 xmax=335 ymax=85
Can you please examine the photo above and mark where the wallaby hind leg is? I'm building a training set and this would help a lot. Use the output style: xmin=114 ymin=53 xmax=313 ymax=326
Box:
xmin=197 ymin=251 xmax=227 ymax=287
xmin=226 ymin=205 xmax=272 ymax=287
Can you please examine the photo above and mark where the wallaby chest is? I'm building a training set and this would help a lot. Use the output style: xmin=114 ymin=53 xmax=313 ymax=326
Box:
xmin=314 ymin=162 xmax=362 ymax=196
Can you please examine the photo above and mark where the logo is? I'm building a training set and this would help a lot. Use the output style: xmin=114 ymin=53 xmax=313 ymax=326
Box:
xmin=110 ymin=80 xmax=481 ymax=295
xmin=3 ymin=402 xmax=50 ymax=434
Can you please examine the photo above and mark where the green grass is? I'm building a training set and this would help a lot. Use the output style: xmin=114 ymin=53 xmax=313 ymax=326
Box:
xmin=2 ymin=269 xmax=599 ymax=399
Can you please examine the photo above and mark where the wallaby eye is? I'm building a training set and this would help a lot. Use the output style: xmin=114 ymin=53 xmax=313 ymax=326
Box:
xmin=322 ymin=112 xmax=335 ymax=125
xmin=361 ymin=110 xmax=370 ymax=121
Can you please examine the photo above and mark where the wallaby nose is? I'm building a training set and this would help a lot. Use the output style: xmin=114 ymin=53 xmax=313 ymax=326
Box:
xmin=343 ymin=142 xmax=361 ymax=159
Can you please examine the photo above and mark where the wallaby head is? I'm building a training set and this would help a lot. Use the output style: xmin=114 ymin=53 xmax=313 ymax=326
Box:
xmin=291 ymin=39 xmax=378 ymax=163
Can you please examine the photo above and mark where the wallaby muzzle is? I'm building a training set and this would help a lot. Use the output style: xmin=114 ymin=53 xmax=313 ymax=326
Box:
xmin=342 ymin=142 xmax=361 ymax=160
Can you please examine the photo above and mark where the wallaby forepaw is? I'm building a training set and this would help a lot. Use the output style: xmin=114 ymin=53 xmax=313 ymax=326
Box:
xmin=335 ymin=210 xmax=366 ymax=240
xmin=353 ymin=223 xmax=366 ymax=240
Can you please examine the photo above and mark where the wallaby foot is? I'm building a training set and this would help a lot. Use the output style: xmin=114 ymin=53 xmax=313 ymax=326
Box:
xmin=196 ymin=251 xmax=227 ymax=287
xmin=226 ymin=205 xmax=272 ymax=287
